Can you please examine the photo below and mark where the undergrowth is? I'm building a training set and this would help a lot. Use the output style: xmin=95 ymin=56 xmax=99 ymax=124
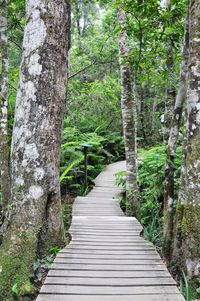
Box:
xmin=60 ymin=118 xmax=124 ymax=195
xmin=116 ymin=145 xmax=182 ymax=253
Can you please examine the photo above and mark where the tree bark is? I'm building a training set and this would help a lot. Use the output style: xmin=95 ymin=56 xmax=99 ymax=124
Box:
xmin=172 ymin=0 xmax=200 ymax=277
xmin=139 ymin=84 xmax=147 ymax=144
xmin=117 ymin=5 xmax=140 ymax=219
xmin=0 ymin=0 xmax=71 ymax=298
xmin=163 ymin=6 xmax=190 ymax=262
xmin=163 ymin=48 xmax=176 ymax=144
xmin=0 ymin=0 xmax=11 ymax=211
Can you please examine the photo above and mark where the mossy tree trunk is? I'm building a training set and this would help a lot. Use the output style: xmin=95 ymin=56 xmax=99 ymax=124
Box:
xmin=0 ymin=0 xmax=11 ymax=211
xmin=172 ymin=0 xmax=200 ymax=277
xmin=117 ymin=5 xmax=140 ymax=219
xmin=163 ymin=6 xmax=189 ymax=263
xmin=0 ymin=0 xmax=71 ymax=299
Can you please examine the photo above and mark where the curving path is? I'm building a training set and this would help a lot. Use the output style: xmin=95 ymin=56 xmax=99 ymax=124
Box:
xmin=37 ymin=161 xmax=185 ymax=301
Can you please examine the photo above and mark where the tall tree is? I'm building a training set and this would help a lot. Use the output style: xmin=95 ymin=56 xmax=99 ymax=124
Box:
xmin=117 ymin=5 xmax=140 ymax=219
xmin=172 ymin=0 xmax=200 ymax=277
xmin=163 ymin=6 xmax=189 ymax=262
xmin=0 ymin=0 xmax=71 ymax=298
xmin=0 ymin=0 xmax=10 ymax=210
xmin=163 ymin=47 xmax=176 ymax=144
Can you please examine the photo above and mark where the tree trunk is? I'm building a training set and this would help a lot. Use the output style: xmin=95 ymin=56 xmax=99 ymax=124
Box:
xmin=172 ymin=0 xmax=200 ymax=277
xmin=0 ymin=0 xmax=71 ymax=299
xmin=139 ymin=84 xmax=147 ymax=144
xmin=163 ymin=6 xmax=189 ymax=262
xmin=163 ymin=48 xmax=176 ymax=144
xmin=117 ymin=6 xmax=140 ymax=219
xmin=0 ymin=0 xmax=10 ymax=211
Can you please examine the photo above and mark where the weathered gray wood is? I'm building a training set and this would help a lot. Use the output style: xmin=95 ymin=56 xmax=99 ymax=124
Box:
xmin=62 ymin=246 xmax=155 ymax=251
xmin=56 ymin=253 xmax=161 ymax=259
xmin=36 ymin=161 xmax=184 ymax=301
xmin=40 ymin=284 xmax=180 ymax=294
xmin=59 ymin=249 xmax=159 ymax=255
xmin=44 ymin=276 xmax=176 ymax=286
xmin=53 ymin=258 xmax=163 ymax=265
xmin=51 ymin=263 xmax=167 ymax=271
xmin=37 ymin=295 xmax=185 ymax=301
xmin=47 ymin=269 xmax=173 ymax=278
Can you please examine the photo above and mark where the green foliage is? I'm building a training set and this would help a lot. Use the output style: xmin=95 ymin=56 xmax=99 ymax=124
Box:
xmin=181 ymin=271 xmax=189 ymax=301
xmin=138 ymin=146 xmax=182 ymax=248
xmin=32 ymin=255 xmax=53 ymax=287
xmin=180 ymin=272 xmax=200 ymax=301
xmin=116 ymin=146 xmax=182 ymax=250
xmin=115 ymin=170 xmax=126 ymax=186
xmin=60 ymin=119 xmax=124 ymax=194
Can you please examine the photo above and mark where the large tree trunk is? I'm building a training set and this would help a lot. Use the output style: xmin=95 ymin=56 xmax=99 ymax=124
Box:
xmin=117 ymin=6 xmax=140 ymax=219
xmin=0 ymin=0 xmax=71 ymax=299
xmin=0 ymin=0 xmax=10 ymax=211
xmin=172 ymin=0 xmax=200 ymax=277
xmin=163 ymin=6 xmax=189 ymax=262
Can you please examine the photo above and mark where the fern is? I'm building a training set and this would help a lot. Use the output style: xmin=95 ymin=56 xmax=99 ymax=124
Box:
xmin=60 ymin=157 xmax=84 ymax=183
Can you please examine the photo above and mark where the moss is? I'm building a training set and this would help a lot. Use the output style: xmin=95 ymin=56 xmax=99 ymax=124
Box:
xmin=181 ymin=204 xmax=200 ymax=238
xmin=186 ymin=133 xmax=200 ymax=165
xmin=175 ymin=203 xmax=200 ymax=258
xmin=0 ymin=230 xmax=37 ymax=301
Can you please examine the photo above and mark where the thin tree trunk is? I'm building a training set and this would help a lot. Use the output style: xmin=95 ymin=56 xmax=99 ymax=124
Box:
xmin=0 ymin=0 xmax=10 ymax=211
xmin=139 ymin=84 xmax=147 ymax=144
xmin=163 ymin=6 xmax=189 ymax=262
xmin=163 ymin=48 xmax=176 ymax=144
xmin=172 ymin=0 xmax=200 ymax=277
xmin=0 ymin=0 xmax=71 ymax=298
xmin=117 ymin=6 xmax=140 ymax=219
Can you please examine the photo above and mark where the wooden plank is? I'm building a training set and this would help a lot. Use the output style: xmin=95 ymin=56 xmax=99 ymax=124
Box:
xmin=70 ymin=230 xmax=143 ymax=237
xmin=69 ymin=238 xmax=149 ymax=243
xmin=71 ymin=235 xmax=152 ymax=246
xmin=59 ymin=249 xmax=157 ymax=255
xmin=70 ymin=229 xmax=142 ymax=233
xmin=51 ymin=263 xmax=167 ymax=271
xmin=62 ymin=246 xmax=155 ymax=251
xmin=70 ymin=226 xmax=142 ymax=231
xmin=56 ymin=253 xmax=161 ymax=260
xmin=70 ymin=233 xmax=143 ymax=237
xmin=53 ymin=258 xmax=163 ymax=265
xmin=37 ymin=294 xmax=185 ymax=301
xmin=70 ymin=240 xmax=150 ymax=245
xmin=44 ymin=276 xmax=176 ymax=286
xmin=40 ymin=285 xmax=180 ymax=295
xmin=48 ymin=269 xmax=172 ymax=278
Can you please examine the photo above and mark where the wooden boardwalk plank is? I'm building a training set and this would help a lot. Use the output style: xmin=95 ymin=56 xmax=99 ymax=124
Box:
xmin=37 ymin=295 xmax=184 ymax=301
xmin=44 ymin=277 xmax=176 ymax=286
xmin=36 ymin=161 xmax=185 ymax=301
xmin=47 ymin=269 xmax=174 ymax=278
xmin=40 ymin=284 xmax=180 ymax=294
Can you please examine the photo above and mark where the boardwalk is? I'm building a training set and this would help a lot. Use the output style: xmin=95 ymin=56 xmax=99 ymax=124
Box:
xmin=37 ymin=161 xmax=185 ymax=301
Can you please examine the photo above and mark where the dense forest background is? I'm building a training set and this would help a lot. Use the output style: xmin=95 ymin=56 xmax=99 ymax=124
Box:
xmin=1 ymin=0 xmax=200 ymax=300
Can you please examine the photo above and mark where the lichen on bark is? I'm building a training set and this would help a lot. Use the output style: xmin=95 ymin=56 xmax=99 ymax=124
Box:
xmin=163 ymin=5 xmax=189 ymax=262
xmin=172 ymin=0 xmax=200 ymax=278
xmin=117 ymin=4 xmax=140 ymax=219
xmin=0 ymin=0 xmax=11 ymax=210
xmin=0 ymin=0 xmax=71 ymax=299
